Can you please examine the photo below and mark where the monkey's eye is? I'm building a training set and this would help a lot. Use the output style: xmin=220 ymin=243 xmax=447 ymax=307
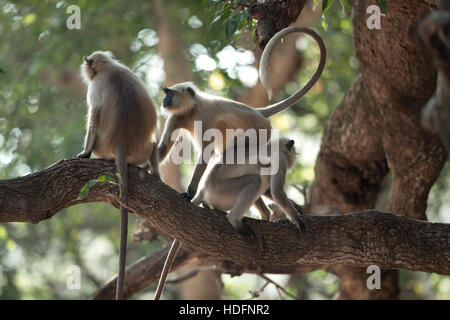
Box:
xmin=84 ymin=57 xmax=94 ymax=67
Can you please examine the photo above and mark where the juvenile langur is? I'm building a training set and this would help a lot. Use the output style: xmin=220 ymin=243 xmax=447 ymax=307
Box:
xmin=77 ymin=51 xmax=159 ymax=300
xmin=192 ymin=137 xmax=305 ymax=234
xmin=158 ymin=26 xmax=326 ymax=201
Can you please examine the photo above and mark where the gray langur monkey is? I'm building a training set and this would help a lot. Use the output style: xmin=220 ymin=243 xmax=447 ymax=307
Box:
xmin=77 ymin=51 xmax=159 ymax=300
xmin=158 ymin=26 xmax=326 ymax=201
xmin=154 ymin=26 xmax=325 ymax=300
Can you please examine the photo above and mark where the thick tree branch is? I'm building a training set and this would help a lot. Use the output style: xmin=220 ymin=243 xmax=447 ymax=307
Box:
xmin=0 ymin=159 xmax=449 ymax=277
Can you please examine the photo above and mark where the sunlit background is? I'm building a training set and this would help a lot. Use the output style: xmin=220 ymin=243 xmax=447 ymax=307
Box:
xmin=0 ymin=0 xmax=449 ymax=299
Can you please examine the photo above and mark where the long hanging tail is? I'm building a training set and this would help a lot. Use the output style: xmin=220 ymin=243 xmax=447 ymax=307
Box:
xmin=154 ymin=239 xmax=182 ymax=300
xmin=258 ymin=26 xmax=327 ymax=118
xmin=115 ymin=144 xmax=128 ymax=300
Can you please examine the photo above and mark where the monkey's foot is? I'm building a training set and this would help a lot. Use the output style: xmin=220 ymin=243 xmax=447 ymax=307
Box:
xmin=152 ymin=172 xmax=161 ymax=180
xmin=296 ymin=216 xmax=306 ymax=232
xmin=274 ymin=217 xmax=305 ymax=232
xmin=76 ymin=151 xmax=92 ymax=158
xmin=181 ymin=188 xmax=195 ymax=201
xmin=198 ymin=201 xmax=214 ymax=210
xmin=234 ymin=219 xmax=256 ymax=241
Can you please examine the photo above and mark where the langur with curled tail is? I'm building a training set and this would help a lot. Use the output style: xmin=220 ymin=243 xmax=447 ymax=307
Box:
xmin=155 ymin=26 xmax=325 ymax=300
xmin=77 ymin=51 xmax=159 ymax=300
xmin=158 ymin=26 xmax=326 ymax=201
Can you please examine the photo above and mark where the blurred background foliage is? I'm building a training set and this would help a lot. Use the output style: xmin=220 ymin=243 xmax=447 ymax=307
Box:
xmin=0 ymin=0 xmax=448 ymax=300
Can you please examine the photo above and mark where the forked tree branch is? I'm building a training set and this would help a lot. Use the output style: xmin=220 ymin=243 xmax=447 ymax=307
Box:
xmin=0 ymin=159 xmax=449 ymax=279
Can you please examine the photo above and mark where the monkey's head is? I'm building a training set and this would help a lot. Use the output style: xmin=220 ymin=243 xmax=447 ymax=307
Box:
xmin=279 ymin=138 xmax=297 ymax=169
xmin=82 ymin=51 xmax=116 ymax=81
xmin=161 ymin=82 xmax=197 ymax=114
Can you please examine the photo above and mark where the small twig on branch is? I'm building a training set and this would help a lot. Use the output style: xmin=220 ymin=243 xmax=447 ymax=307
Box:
xmin=247 ymin=281 xmax=270 ymax=300
xmin=258 ymin=274 xmax=298 ymax=300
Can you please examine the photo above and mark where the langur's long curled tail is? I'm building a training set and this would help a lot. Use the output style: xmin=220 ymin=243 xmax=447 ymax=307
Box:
xmin=258 ymin=26 xmax=327 ymax=118
xmin=115 ymin=144 xmax=128 ymax=300
xmin=154 ymin=239 xmax=182 ymax=300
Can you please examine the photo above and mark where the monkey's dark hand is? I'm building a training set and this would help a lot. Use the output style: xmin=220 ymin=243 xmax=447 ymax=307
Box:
xmin=76 ymin=150 xmax=92 ymax=158
xmin=181 ymin=188 xmax=195 ymax=201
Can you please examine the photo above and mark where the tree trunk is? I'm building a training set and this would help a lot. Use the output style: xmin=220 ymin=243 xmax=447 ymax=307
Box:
xmin=311 ymin=0 xmax=447 ymax=299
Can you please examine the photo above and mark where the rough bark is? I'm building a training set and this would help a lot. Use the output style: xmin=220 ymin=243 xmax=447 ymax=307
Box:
xmin=1 ymin=159 xmax=448 ymax=276
xmin=311 ymin=0 xmax=447 ymax=299
xmin=248 ymin=0 xmax=307 ymax=48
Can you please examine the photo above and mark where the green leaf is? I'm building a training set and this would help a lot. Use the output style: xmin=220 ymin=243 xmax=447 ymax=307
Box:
xmin=376 ymin=0 xmax=387 ymax=14
xmin=97 ymin=175 xmax=118 ymax=184
xmin=77 ymin=179 xmax=100 ymax=200
xmin=0 ymin=67 xmax=4 ymax=73
xmin=224 ymin=13 xmax=242 ymax=39
xmin=313 ymin=0 xmax=320 ymax=9
xmin=320 ymin=0 xmax=331 ymax=30
xmin=238 ymin=10 xmax=249 ymax=30
xmin=321 ymin=15 xmax=328 ymax=30
xmin=77 ymin=175 xmax=118 ymax=200
xmin=322 ymin=0 xmax=332 ymax=15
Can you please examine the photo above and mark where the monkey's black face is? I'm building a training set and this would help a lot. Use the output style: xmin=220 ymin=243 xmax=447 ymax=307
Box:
xmin=286 ymin=139 xmax=294 ymax=151
xmin=84 ymin=56 xmax=94 ymax=68
xmin=162 ymin=87 xmax=174 ymax=108
xmin=161 ymin=83 xmax=197 ymax=114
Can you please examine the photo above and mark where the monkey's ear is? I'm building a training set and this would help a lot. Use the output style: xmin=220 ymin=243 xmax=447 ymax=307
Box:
xmin=186 ymin=87 xmax=195 ymax=97
xmin=287 ymin=140 xmax=295 ymax=150
xmin=161 ymin=85 xmax=169 ymax=94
